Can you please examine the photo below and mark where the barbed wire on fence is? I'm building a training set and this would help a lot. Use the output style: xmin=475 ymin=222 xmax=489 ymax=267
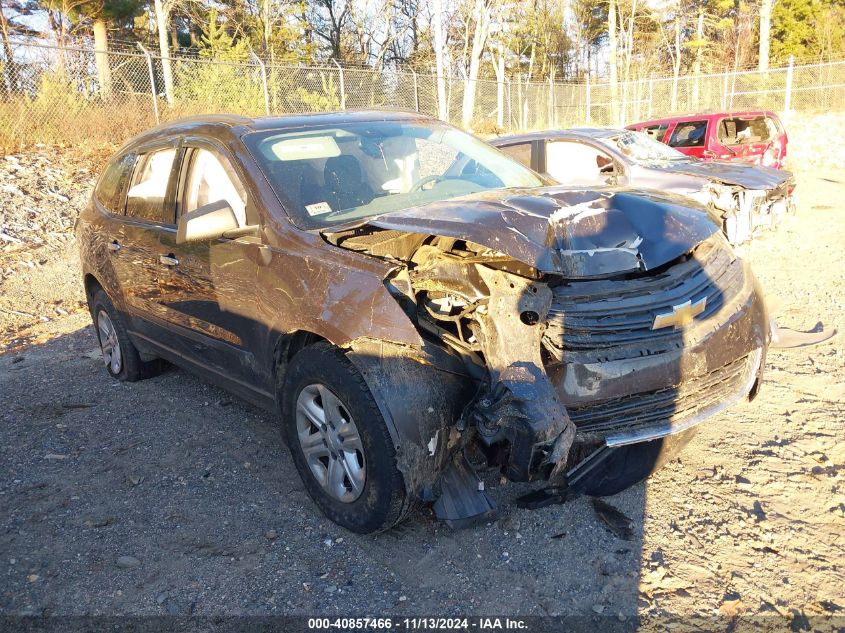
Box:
xmin=2 ymin=39 xmax=845 ymax=148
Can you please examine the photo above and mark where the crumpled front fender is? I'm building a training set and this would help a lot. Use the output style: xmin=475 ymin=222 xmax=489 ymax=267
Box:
xmin=344 ymin=338 xmax=475 ymax=499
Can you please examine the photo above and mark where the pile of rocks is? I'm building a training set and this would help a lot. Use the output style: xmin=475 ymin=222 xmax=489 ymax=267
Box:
xmin=0 ymin=147 xmax=112 ymax=348
xmin=0 ymin=148 xmax=99 ymax=253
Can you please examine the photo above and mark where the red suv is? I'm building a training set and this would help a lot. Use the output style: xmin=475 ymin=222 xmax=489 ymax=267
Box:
xmin=626 ymin=111 xmax=788 ymax=169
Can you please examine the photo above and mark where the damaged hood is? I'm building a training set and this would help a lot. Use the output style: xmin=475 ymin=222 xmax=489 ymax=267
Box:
xmin=346 ymin=187 xmax=721 ymax=278
xmin=650 ymin=159 xmax=792 ymax=190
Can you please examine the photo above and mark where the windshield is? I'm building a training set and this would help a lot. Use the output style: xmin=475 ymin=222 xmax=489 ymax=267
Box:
xmin=243 ymin=120 xmax=545 ymax=229
xmin=600 ymin=131 xmax=689 ymax=163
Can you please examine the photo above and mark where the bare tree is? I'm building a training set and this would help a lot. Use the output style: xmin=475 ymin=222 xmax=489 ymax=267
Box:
xmin=758 ymin=0 xmax=771 ymax=71
xmin=433 ymin=0 xmax=447 ymax=120
xmin=460 ymin=0 xmax=493 ymax=127
xmin=92 ymin=15 xmax=111 ymax=94
xmin=490 ymin=38 xmax=505 ymax=128
xmin=608 ymin=0 xmax=618 ymax=124
xmin=670 ymin=12 xmax=681 ymax=110
xmin=618 ymin=0 xmax=638 ymax=122
xmin=307 ymin=0 xmax=351 ymax=60
xmin=0 ymin=2 xmax=18 ymax=96
xmin=691 ymin=5 xmax=705 ymax=105
xmin=151 ymin=0 xmax=179 ymax=103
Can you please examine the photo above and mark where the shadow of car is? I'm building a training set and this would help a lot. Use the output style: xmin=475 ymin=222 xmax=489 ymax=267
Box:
xmin=76 ymin=111 xmax=770 ymax=533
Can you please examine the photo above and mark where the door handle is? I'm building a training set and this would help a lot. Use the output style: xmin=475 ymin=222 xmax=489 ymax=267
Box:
xmin=107 ymin=240 xmax=121 ymax=252
xmin=159 ymin=254 xmax=179 ymax=267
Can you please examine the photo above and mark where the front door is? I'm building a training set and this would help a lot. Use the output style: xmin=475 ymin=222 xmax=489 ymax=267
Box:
xmin=154 ymin=142 xmax=263 ymax=387
xmin=665 ymin=119 xmax=709 ymax=160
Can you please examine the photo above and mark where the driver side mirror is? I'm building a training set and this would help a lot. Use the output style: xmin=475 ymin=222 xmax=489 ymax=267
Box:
xmin=176 ymin=200 xmax=258 ymax=244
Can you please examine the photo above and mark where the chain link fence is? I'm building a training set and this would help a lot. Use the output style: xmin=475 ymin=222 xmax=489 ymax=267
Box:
xmin=2 ymin=40 xmax=845 ymax=148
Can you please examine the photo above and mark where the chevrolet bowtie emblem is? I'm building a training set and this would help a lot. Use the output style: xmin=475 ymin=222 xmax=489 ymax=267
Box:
xmin=652 ymin=298 xmax=707 ymax=330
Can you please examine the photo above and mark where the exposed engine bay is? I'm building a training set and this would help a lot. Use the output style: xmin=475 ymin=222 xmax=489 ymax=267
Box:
xmin=701 ymin=180 xmax=797 ymax=245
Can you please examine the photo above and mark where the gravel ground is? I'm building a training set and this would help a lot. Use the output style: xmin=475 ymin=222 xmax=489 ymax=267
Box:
xmin=0 ymin=154 xmax=843 ymax=629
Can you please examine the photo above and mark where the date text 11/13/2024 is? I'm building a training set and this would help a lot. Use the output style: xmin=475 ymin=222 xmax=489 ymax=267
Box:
xmin=307 ymin=618 xmax=529 ymax=630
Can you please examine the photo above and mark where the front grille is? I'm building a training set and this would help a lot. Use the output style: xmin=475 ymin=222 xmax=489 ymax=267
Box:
xmin=544 ymin=238 xmax=744 ymax=358
xmin=569 ymin=351 xmax=756 ymax=441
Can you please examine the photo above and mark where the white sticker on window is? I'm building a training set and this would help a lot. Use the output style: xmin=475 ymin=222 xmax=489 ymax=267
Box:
xmin=268 ymin=136 xmax=341 ymax=161
xmin=305 ymin=201 xmax=332 ymax=216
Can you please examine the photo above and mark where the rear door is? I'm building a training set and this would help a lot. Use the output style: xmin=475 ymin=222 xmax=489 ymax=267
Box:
xmin=111 ymin=140 xmax=181 ymax=339
xmin=714 ymin=114 xmax=784 ymax=166
xmin=496 ymin=140 xmax=539 ymax=171
xmin=90 ymin=149 xmax=137 ymax=297
xmin=154 ymin=138 xmax=263 ymax=386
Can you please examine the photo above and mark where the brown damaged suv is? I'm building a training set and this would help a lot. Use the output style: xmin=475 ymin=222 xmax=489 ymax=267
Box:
xmin=76 ymin=111 xmax=769 ymax=532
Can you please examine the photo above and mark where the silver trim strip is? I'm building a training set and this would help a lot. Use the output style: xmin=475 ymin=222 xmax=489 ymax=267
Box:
xmin=604 ymin=348 xmax=762 ymax=448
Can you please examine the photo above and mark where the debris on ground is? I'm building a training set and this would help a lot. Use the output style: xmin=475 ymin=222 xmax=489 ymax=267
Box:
xmin=0 ymin=153 xmax=842 ymax=622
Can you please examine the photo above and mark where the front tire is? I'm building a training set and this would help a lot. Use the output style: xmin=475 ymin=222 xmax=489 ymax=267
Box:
xmin=90 ymin=288 xmax=162 ymax=382
xmin=281 ymin=342 xmax=408 ymax=533
xmin=583 ymin=429 xmax=698 ymax=497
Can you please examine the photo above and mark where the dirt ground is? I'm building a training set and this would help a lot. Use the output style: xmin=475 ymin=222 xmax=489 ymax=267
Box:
xmin=0 ymin=151 xmax=843 ymax=630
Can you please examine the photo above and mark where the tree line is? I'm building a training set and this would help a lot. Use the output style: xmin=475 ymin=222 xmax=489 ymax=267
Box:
xmin=2 ymin=0 xmax=844 ymax=120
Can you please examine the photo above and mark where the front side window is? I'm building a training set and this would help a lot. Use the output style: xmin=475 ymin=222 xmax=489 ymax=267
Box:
xmin=126 ymin=148 xmax=177 ymax=222
xmin=183 ymin=149 xmax=247 ymax=226
xmin=668 ymin=120 xmax=708 ymax=148
xmin=243 ymin=121 xmax=545 ymax=229
xmin=498 ymin=142 xmax=533 ymax=168
xmin=545 ymin=140 xmax=616 ymax=186
xmin=642 ymin=124 xmax=670 ymax=142
xmin=95 ymin=152 xmax=137 ymax=213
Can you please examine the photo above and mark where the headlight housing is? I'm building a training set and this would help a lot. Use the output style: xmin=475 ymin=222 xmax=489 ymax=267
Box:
xmin=704 ymin=182 xmax=737 ymax=212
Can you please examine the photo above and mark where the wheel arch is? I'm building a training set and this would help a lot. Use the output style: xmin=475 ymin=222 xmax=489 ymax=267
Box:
xmin=272 ymin=329 xmax=328 ymax=393
xmin=84 ymin=273 xmax=104 ymax=304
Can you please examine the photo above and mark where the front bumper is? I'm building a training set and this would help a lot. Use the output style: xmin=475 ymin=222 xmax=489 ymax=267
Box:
xmin=603 ymin=347 xmax=762 ymax=447
xmin=540 ymin=239 xmax=769 ymax=470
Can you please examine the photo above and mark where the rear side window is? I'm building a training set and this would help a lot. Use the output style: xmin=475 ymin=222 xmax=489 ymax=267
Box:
xmin=498 ymin=142 xmax=532 ymax=168
xmin=126 ymin=148 xmax=177 ymax=222
xmin=642 ymin=124 xmax=670 ymax=142
xmin=95 ymin=152 xmax=137 ymax=213
xmin=668 ymin=120 xmax=708 ymax=148
xmin=717 ymin=116 xmax=780 ymax=146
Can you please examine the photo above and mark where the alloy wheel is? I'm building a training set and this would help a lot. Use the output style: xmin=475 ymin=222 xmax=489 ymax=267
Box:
xmin=295 ymin=383 xmax=366 ymax=503
xmin=97 ymin=310 xmax=122 ymax=375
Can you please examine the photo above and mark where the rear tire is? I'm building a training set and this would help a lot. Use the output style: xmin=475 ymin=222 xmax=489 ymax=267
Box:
xmin=281 ymin=342 xmax=408 ymax=533
xmin=90 ymin=288 xmax=163 ymax=382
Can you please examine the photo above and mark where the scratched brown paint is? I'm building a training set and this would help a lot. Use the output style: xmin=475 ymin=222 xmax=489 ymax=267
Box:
xmin=77 ymin=112 xmax=770 ymax=527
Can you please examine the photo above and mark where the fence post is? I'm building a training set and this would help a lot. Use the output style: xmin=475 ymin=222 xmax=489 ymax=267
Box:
xmin=137 ymin=44 xmax=160 ymax=125
xmin=647 ymin=79 xmax=654 ymax=118
xmin=250 ymin=49 xmax=270 ymax=115
xmin=585 ymin=72 xmax=591 ymax=124
xmin=784 ymin=55 xmax=794 ymax=112
xmin=411 ymin=67 xmax=420 ymax=112
xmin=721 ymin=71 xmax=729 ymax=110
xmin=506 ymin=78 xmax=512 ymax=130
xmin=332 ymin=59 xmax=346 ymax=110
